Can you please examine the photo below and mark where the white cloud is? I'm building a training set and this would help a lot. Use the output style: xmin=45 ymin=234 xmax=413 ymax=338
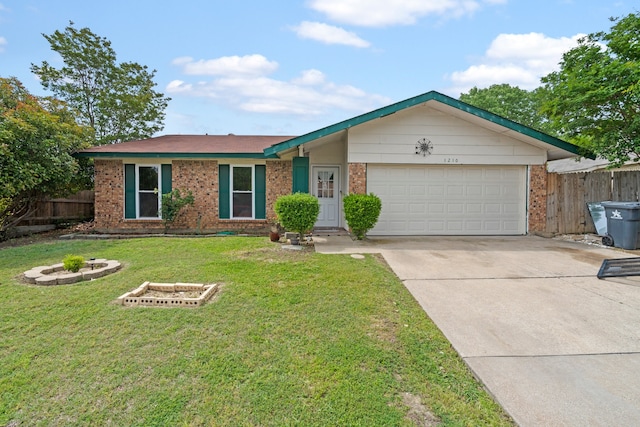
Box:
xmin=446 ymin=32 xmax=584 ymax=94
xmin=292 ymin=21 xmax=370 ymax=48
xmin=292 ymin=69 xmax=326 ymax=85
xmin=171 ymin=54 xmax=278 ymax=76
xmin=308 ymin=0 xmax=501 ymax=27
xmin=168 ymin=55 xmax=390 ymax=117
xmin=0 ymin=36 xmax=6 ymax=52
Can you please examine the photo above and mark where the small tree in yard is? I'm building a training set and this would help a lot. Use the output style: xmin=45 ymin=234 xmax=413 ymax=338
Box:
xmin=161 ymin=189 xmax=194 ymax=233
xmin=343 ymin=193 xmax=382 ymax=240
xmin=274 ymin=193 xmax=319 ymax=243
xmin=0 ymin=76 xmax=91 ymax=240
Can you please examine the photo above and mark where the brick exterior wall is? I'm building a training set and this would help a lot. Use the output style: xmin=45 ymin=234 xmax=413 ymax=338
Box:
xmin=348 ymin=163 xmax=367 ymax=194
xmin=94 ymin=159 xmax=548 ymax=235
xmin=171 ymin=160 xmax=218 ymax=231
xmin=92 ymin=159 xmax=294 ymax=234
xmin=94 ymin=159 xmax=125 ymax=230
xmin=266 ymin=160 xmax=292 ymax=221
xmin=528 ymin=164 xmax=548 ymax=234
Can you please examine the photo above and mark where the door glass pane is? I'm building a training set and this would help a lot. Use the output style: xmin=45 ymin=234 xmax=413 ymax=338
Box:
xmin=316 ymin=171 xmax=334 ymax=198
xmin=233 ymin=193 xmax=252 ymax=217
xmin=233 ymin=167 xmax=252 ymax=191
xmin=139 ymin=192 xmax=159 ymax=217
xmin=139 ymin=166 xmax=159 ymax=191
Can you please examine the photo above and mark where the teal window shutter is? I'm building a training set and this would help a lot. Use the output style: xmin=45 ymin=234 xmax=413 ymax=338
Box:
xmin=124 ymin=164 xmax=136 ymax=219
xmin=292 ymin=157 xmax=309 ymax=193
xmin=161 ymin=164 xmax=172 ymax=194
xmin=255 ymin=165 xmax=266 ymax=219
xmin=219 ymin=165 xmax=230 ymax=219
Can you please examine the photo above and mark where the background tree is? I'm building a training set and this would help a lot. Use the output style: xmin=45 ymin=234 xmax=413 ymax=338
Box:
xmin=459 ymin=84 xmax=556 ymax=135
xmin=541 ymin=12 xmax=640 ymax=166
xmin=0 ymin=77 xmax=91 ymax=238
xmin=31 ymin=22 xmax=170 ymax=145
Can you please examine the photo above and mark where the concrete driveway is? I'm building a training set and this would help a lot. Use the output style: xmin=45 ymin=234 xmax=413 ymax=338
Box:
xmin=314 ymin=235 xmax=640 ymax=426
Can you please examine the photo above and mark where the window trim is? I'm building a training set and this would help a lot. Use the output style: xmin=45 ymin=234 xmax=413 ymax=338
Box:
xmin=230 ymin=164 xmax=255 ymax=219
xmin=135 ymin=164 xmax=162 ymax=219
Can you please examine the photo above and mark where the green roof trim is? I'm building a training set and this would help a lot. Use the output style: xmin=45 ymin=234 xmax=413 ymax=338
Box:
xmin=264 ymin=90 xmax=584 ymax=157
xmin=74 ymin=152 xmax=279 ymax=159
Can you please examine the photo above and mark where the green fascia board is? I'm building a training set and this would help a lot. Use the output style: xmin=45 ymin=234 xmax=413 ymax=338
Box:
xmin=263 ymin=90 xmax=585 ymax=157
xmin=74 ymin=152 xmax=279 ymax=159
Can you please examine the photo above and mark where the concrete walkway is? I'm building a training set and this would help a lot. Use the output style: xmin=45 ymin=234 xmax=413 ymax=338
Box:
xmin=313 ymin=235 xmax=640 ymax=426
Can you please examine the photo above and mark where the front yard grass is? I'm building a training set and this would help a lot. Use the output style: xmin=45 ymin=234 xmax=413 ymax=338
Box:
xmin=0 ymin=237 xmax=513 ymax=426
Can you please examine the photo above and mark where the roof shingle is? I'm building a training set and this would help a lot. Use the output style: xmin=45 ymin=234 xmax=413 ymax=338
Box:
xmin=78 ymin=134 xmax=296 ymax=155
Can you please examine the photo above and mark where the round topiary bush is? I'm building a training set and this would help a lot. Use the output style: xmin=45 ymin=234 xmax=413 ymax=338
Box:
xmin=343 ymin=193 xmax=382 ymax=240
xmin=274 ymin=193 xmax=320 ymax=242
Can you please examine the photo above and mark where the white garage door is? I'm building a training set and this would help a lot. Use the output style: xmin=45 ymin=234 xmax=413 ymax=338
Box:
xmin=367 ymin=165 xmax=527 ymax=235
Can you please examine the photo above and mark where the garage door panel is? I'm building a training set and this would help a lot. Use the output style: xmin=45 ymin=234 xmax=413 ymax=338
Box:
xmin=410 ymin=185 xmax=426 ymax=196
xmin=368 ymin=165 xmax=526 ymax=235
xmin=428 ymin=203 xmax=445 ymax=214
xmin=427 ymin=167 xmax=445 ymax=178
xmin=428 ymin=221 xmax=445 ymax=232
xmin=466 ymin=220 xmax=483 ymax=232
xmin=504 ymin=203 xmax=521 ymax=214
xmin=409 ymin=203 xmax=426 ymax=214
xmin=504 ymin=221 xmax=520 ymax=232
xmin=447 ymin=221 xmax=464 ymax=231
xmin=485 ymin=203 xmax=501 ymax=214
xmin=388 ymin=202 xmax=407 ymax=213
xmin=389 ymin=184 xmax=407 ymax=196
xmin=429 ymin=186 xmax=445 ymax=196
xmin=447 ymin=185 xmax=464 ymax=197
xmin=448 ymin=204 xmax=464 ymax=214
xmin=467 ymin=185 xmax=483 ymax=197
xmin=467 ymin=203 xmax=482 ymax=214
xmin=388 ymin=221 xmax=408 ymax=232
xmin=408 ymin=168 xmax=426 ymax=179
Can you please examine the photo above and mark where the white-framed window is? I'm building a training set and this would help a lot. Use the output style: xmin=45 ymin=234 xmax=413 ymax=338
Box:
xmin=136 ymin=164 xmax=161 ymax=218
xmin=231 ymin=165 xmax=254 ymax=218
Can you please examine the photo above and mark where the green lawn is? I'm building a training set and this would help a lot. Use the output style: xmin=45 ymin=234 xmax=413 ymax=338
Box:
xmin=0 ymin=236 xmax=513 ymax=426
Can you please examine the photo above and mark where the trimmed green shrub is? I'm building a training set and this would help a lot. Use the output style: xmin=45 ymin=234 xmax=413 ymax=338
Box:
xmin=161 ymin=188 xmax=195 ymax=232
xmin=63 ymin=255 xmax=85 ymax=273
xmin=274 ymin=193 xmax=320 ymax=240
xmin=343 ymin=193 xmax=382 ymax=240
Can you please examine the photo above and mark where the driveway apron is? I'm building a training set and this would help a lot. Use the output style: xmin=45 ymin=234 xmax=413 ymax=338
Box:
xmin=314 ymin=235 xmax=640 ymax=426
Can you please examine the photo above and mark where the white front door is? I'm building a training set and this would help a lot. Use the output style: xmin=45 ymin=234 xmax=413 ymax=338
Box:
xmin=313 ymin=166 xmax=340 ymax=228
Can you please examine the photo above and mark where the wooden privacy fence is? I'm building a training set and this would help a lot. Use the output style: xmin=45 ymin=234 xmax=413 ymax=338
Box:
xmin=546 ymin=171 xmax=640 ymax=235
xmin=18 ymin=190 xmax=95 ymax=226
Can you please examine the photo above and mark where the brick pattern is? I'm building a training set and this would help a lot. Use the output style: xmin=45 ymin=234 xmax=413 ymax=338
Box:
xmin=93 ymin=159 xmax=295 ymax=234
xmin=266 ymin=160 xmax=292 ymax=221
xmin=95 ymin=159 xmax=550 ymax=235
xmin=93 ymin=159 xmax=124 ymax=230
xmin=172 ymin=160 xmax=218 ymax=231
xmin=528 ymin=164 xmax=548 ymax=233
xmin=348 ymin=163 xmax=367 ymax=194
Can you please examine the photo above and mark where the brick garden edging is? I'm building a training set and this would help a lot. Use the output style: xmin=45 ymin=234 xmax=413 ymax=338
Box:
xmin=23 ymin=259 xmax=121 ymax=285
xmin=117 ymin=282 xmax=219 ymax=308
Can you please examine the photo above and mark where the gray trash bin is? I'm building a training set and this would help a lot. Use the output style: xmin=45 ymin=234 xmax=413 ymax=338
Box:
xmin=601 ymin=201 xmax=640 ymax=249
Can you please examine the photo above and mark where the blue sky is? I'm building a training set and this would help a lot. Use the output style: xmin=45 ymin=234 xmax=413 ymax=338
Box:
xmin=0 ymin=0 xmax=634 ymax=137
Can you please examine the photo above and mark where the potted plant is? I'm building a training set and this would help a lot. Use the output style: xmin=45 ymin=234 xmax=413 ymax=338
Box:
xmin=269 ymin=220 xmax=281 ymax=242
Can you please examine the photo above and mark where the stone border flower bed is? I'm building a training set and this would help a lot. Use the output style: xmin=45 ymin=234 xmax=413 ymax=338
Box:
xmin=117 ymin=282 xmax=219 ymax=308
xmin=23 ymin=259 xmax=121 ymax=285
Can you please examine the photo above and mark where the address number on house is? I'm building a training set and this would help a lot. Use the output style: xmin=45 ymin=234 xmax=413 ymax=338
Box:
xmin=443 ymin=158 xmax=459 ymax=163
